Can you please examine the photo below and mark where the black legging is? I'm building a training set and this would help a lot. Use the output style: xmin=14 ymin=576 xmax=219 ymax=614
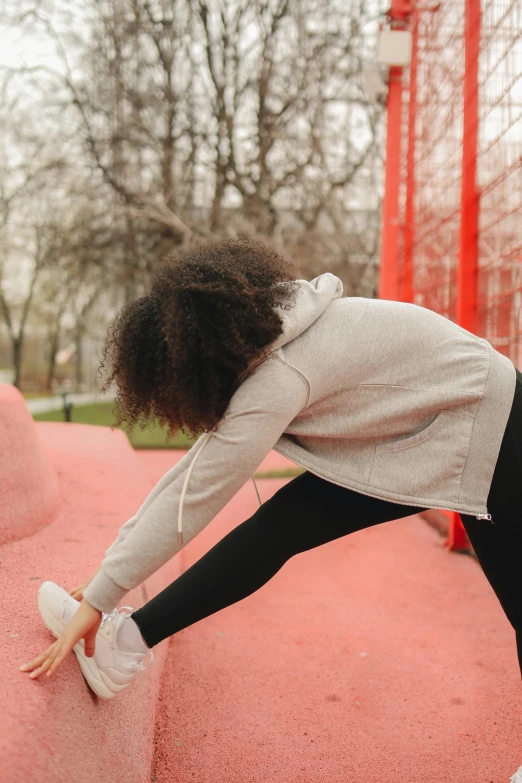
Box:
xmin=132 ymin=368 xmax=522 ymax=676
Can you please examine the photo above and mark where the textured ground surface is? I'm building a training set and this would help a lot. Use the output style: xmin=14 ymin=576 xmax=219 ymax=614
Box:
xmin=3 ymin=412 xmax=522 ymax=783
xmin=0 ymin=384 xmax=60 ymax=546
xmin=139 ymin=451 xmax=522 ymax=783
xmin=2 ymin=423 xmax=174 ymax=783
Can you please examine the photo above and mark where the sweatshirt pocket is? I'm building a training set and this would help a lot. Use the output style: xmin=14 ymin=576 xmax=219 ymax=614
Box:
xmin=367 ymin=411 xmax=472 ymax=502
xmin=376 ymin=411 xmax=447 ymax=453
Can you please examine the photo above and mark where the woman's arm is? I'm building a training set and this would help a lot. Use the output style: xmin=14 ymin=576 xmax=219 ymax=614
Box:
xmin=82 ymin=356 xmax=309 ymax=614
xmin=103 ymin=445 xmax=207 ymax=559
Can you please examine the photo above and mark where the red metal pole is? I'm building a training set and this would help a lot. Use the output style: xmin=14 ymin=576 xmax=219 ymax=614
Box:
xmin=379 ymin=0 xmax=415 ymax=301
xmin=378 ymin=63 xmax=404 ymax=301
xmin=449 ymin=0 xmax=481 ymax=552
xmin=456 ymin=0 xmax=481 ymax=332
xmin=401 ymin=9 xmax=419 ymax=304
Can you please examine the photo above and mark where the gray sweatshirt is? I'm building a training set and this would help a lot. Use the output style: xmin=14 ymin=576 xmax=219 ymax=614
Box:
xmin=83 ymin=273 xmax=517 ymax=614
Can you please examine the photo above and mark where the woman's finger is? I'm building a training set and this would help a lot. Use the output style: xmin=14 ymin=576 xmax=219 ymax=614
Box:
xmin=30 ymin=638 xmax=69 ymax=679
xmin=46 ymin=646 xmax=68 ymax=677
xmin=29 ymin=659 xmax=52 ymax=678
xmin=84 ymin=627 xmax=98 ymax=657
xmin=20 ymin=641 xmax=58 ymax=672
xmin=28 ymin=648 xmax=57 ymax=678
xmin=21 ymin=600 xmax=102 ymax=680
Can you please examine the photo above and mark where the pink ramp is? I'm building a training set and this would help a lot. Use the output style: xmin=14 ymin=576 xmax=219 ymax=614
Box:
xmin=0 ymin=384 xmax=60 ymax=546
xmin=2 ymin=423 xmax=185 ymax=783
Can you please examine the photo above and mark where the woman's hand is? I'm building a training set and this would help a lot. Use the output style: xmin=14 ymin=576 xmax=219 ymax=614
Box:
xmin=19 ymin=599 xmax=103 ymax=679
xmin=68 ymin=566 xmax=102 ymax=602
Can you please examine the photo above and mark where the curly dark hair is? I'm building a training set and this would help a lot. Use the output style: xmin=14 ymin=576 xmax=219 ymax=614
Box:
xmin=99 ymin=238 xmax=300 ymax=439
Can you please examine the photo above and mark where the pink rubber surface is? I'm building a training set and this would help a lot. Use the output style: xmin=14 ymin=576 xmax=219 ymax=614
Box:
xmin=1 ymin=423 xmax=183 ymax=783
xmin=4 ymin=415 xmax=522 ymax=782
xmin=0 ymin=384 xmax=61 ymax=545
xmin=140 ymin=451 xmax=522 ymax=783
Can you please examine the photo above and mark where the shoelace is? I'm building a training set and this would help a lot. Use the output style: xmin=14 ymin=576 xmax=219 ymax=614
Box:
xmin=101 ymin=605 xmax=133 ymax=623
xmin=100 ymin=606 xmax=155 ymax=669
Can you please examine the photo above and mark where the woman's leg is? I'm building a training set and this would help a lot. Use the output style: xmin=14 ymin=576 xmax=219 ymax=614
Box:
xmin=459 ymin=512 xmax=522 ymax=676
xmin=459 ymin=370 xmax=522 ymax=676
xmin=131 ymin=471 xmax=427 ymax=649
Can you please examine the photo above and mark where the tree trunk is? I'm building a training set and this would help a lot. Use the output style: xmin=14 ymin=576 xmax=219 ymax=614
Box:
xmin=12 ymin=335 xmax=23 ymax=389
xmin=75 ymin=325 xmax=84 ymax=390
xmin=46 ymin=328 xmax=61 ymax=391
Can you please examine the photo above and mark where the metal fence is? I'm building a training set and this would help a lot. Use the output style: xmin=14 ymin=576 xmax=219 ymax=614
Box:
xmin=378 ymin=0 xmax=522 ymax=547
xmin=476 ymin=0 xmax=522 ymax=364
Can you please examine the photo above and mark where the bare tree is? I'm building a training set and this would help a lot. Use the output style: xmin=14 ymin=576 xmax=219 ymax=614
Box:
xmin=0 ymin=173 xmax=69 ymax=386
xmin=5 ymin=0 xmax=385 ymax=278
xmin=0 ymin=0 xmax=387 ymax=389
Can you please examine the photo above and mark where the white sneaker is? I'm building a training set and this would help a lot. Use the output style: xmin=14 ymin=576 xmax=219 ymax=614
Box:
xmin=37 ymin=580 xmax=154 ymax=699
xmin=510 ymin=765 xmax=522 ymax=783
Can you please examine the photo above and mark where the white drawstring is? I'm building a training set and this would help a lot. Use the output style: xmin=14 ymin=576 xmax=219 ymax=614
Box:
xmin=252 ymin=474 xmax=262 ymax=506
xmin=176 ymin=432 xmax=264 ymax=546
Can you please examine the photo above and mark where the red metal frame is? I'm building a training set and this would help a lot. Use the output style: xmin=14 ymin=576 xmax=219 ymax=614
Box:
xmin=400 ymin=8 xmax=418 ymax=304
xmin=378 ymin=0 xmax=414 ymax=301
xmin=378 ymin=63 xmax=405 ymax=301
xmin=447 ymin=0 xmax=482 ymax=550
xmin=379 ymin=0 xmax=522 ymax=551
xmin=456 ymin=0 xmax=481 ymax=335
xmin=475 ymin=0 xmax=522 ymax=368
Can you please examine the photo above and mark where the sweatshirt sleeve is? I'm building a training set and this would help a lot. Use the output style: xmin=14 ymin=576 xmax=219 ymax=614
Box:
xmin=102 ymin=447 xmax=203 ymax=560
xmin=82 ymin=356 xmax=309 ymax=614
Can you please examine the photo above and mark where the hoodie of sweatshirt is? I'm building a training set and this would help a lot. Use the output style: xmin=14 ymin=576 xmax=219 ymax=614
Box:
xmin=83 ymin=273 xmax=517 ymax=614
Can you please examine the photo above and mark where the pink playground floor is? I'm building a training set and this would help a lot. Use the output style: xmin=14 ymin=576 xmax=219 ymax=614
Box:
xmin=139 ymin=451 xmax=522 ymax=783
xmin=4 ymin=412 xmax=522 ymax=782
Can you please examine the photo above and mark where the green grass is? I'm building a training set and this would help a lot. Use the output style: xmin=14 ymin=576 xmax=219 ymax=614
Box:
xmin=254 ymin=467 xmax=305 ymax=478
xmin=253 ymin=468 xmax=304 ymax=479
xmin=33 ymin=402 xmax=195 ymax=449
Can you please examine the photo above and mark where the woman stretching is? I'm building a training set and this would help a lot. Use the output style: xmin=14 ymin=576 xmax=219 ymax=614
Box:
xmin=21 ymin=239 xmax=521 ymax=721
